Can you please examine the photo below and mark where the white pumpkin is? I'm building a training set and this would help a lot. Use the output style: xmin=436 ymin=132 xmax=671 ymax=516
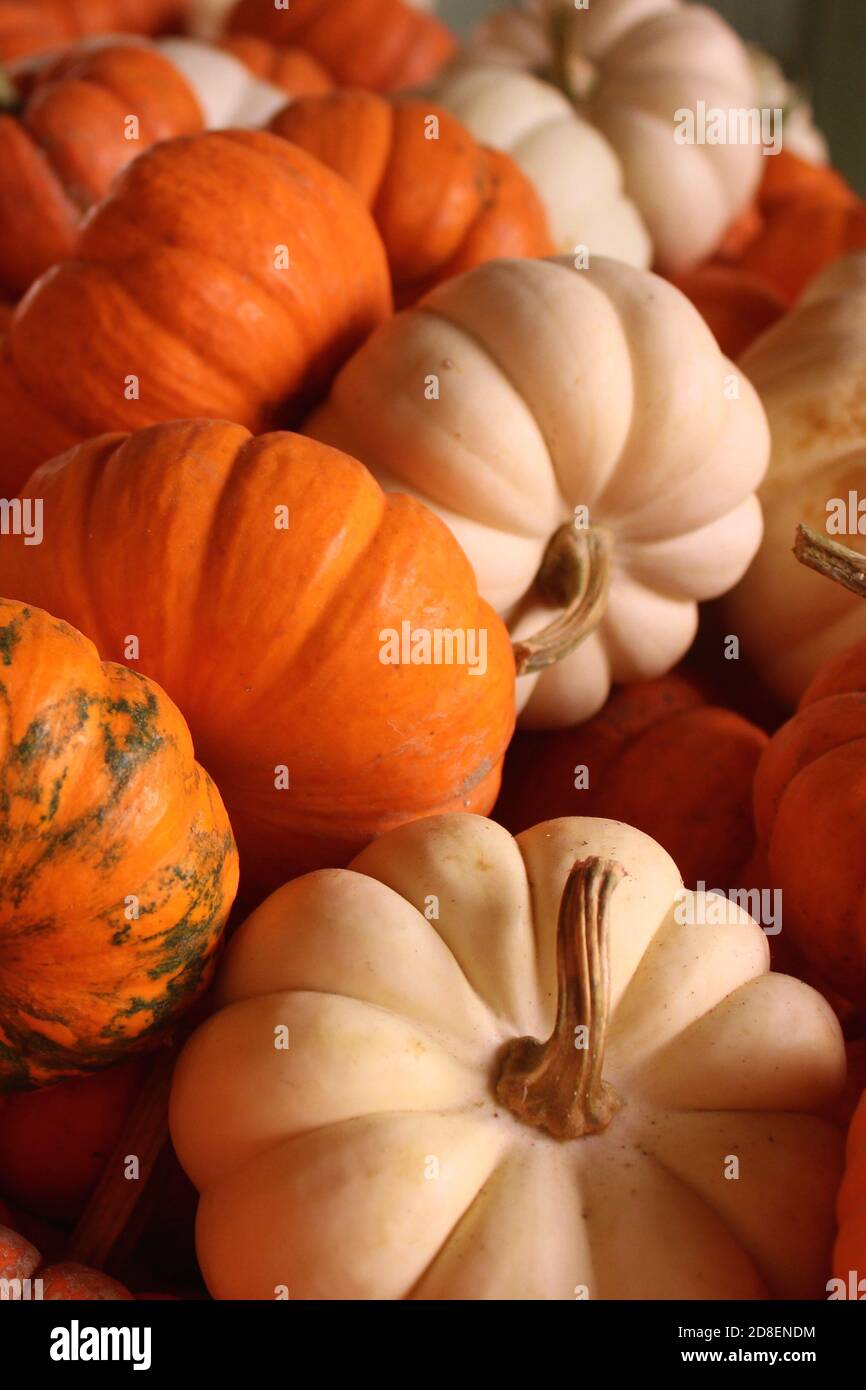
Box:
xmin=305 ymin=254 xmax=770 ymax=727
xmin=723 ymin=254 xmax=866 ymax=704
xmin=169 ymin=813 xmax=846 ymax=1301
xmin=423 ymin=65 xmax=651 ymax=268
xmin=155 ymin=36 xmax=287 ymax=127
xmin=466 ymin=0 xmax=763 ymax=273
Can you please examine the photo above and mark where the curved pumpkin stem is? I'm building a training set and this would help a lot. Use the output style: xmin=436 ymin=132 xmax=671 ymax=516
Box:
xmin=496 ymin=856 xmax=624 ymax=1140
xmin=67 ymin=1051 xmax=173 ymax=1272
xmin=512 ymin=524 xmax=613 ymax=676
xmin=794 ymin=523 xmax=866 ymax=599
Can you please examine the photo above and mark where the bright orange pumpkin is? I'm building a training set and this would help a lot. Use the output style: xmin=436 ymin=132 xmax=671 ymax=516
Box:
xmin=495 ymin=672 xmax=767 ymax=889
xmin=270 ymin=89 xmax=554 ymax=306
xmin=0 ymin=43 xmax=204 ymax=299
xmin=835 ymin=1090 xmax=866 ymax=1298
xmin=0 ymin=597 xmax=238 ymax=1091
xmin=217 ymin=34 xmax=334 ymax=96
xmin=752 ymin=528 xmax=866 ymax=1003
xmin=0 ymin=129 xmax=392 ymax=494
xmin=0 ymin=0 xmax=183 ymax=62
xmin=671 ymin=264 xmax=786 ymax=359
xmin=0 ymin=420 xmax=516 ymax=897
xmin=227 ymin=0 xmax=456 ymax=92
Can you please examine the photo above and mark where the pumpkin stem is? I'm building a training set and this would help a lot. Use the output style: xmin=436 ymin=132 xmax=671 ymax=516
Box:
xmin=0 ymin=68 xmax=22 ymax=115
xmin=67 ymin=1052 xmax=172 ymax=1272
xmin=512 ymin=523 xmax=612 ymax=676
xmin=547 ymin=4 xmax=597 ymax=103
xmin=496 ymin=856 xmax=624 ymax=1140
xmin=794 ymin=523 xmax=866 ymax=599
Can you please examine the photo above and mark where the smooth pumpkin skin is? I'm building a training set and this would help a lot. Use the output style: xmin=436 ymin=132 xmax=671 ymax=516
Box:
xmin=670 ymin=265 xmax=786 ymax=361
xmin=306 ymin=254 xmax=770 ymax=728
xmin=468 ymin=0 xmax=761 ymax=273
xmin=0 ymin=421 xmax=515 ymax=897
xmin=0 ymin=598 xmax=238 ymax=1091
xmin=0 ymin=129 xmax=392 ymax=494
xmin=753 ymin=637 xmax=866 ymax=1003
xmin=0 ymin=44 xmax=204 ymax=299
xmin=0 ymin=1059 xmax=147 ymax=1221
xmin=227 ymin=0 xmax=457 ymax=93
xmin=217 ymin=35 xmax=334 ymax=96
xmin=170 ymin=813 xmax=845 ymax=1301
xmin=270 ymin=90 xmax=554 ymax=306
xmin=495 ymin=674 xmax=767 ymax=889
xmin=0 ymin=0 xmax=182 ymax=62
xmin=835 ymin=1090 xmax=866 ymax=1292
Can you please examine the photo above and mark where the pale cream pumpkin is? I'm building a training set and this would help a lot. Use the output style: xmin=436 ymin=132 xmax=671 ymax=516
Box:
xmin=154 ymin=36 xmax=288 ymax=125
xmin=424 ymin=65 xmax=651 ymax=267
xmin=723 ymin=254 xmax=866 ymax=704
xmin=169 ymin=813 xmax=845 ymax=1301
xmin=466 ymin=0 xmax=763 ymax=273
xmin=306 ymin=254 xmax=770 ymax=727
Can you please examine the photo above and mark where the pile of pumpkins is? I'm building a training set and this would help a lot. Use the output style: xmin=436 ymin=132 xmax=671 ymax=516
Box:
xmin=0 ymin=0 xmax=865 ymax=1302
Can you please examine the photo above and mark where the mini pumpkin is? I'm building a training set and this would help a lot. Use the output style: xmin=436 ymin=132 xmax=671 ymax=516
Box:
xmin=0 ymin=597 xmax=238 ymax=1091
xmin=226 ymin=0 xmax=456 ymax=92
xmin=424 ymin=65 xmax=651 ymax=267
xmin=466 ymin=0 xmax=762 ymax=273
xmin=0 ymin=1221 xmax=132 ymax=1298
xmin=0 ymin=421 xmax=516 ymax=896
xmin=495 ymin=671 xmax=767 ymax=889
xmin=269 ymin=89 xmax=555 ymax=306
xmin=750 ymin=524 xmax=866 ymax=1004
xmin=724 ymin=255 xmax=866 ymax=702
xmin=0 ymin=43 xmax=203 ymax=298
xmin=170 ymin=812 xmax=845 ymax=1300
xmin=0 ymin=0 xmax=182 ymax=62
xmin=306 ymin=254 xmax=770 ymax=727
xmin=0 ymin=129 xmax=392 ymax=493
xmin=739 ymin=198 xmax=866 ymax=307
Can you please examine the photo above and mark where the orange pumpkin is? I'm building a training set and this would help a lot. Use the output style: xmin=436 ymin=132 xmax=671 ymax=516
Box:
xmin=0 ymin=420 xmax=516 ymax=897
xmin=671 ymin=264 xmax=786 ymax=359
xmin=0 ymin=0 xmax=183 ymax=62
xmin=270 ymin=89 xmax=554 ymax=306
xmin=760 ymin=150 xmax=857 ymax=217
xmin=0 ymin=129 xmax=391 ymax=493
xmin=752 ymin=527 xmax=866 ymax=1004
xmin=0 ymin=1220 xmax=133 ymax=1298
xmin=835 ymin=1089 xmax=866 ymax=1297
xmin=0 ymin=598 xmax=238 ymax=1090
xmin=217 ymin=34 xmax=334 ymax=96
xmin=739 ymin=198 xmax=866 ymax=306
xmin=0 ymin=1060 xmax=148 ymax=1221
xmin=227 ymin=0 xmax=456 ymax=92
xmin=0 ymin=43 xmax=203 ymax=299
xmin=494 ymin=672 xmax=767 ymax=890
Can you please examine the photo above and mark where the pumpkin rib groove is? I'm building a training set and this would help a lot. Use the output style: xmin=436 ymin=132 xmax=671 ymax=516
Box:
xmin=411 ymin=301 xmax=569 ymax=534
xmin=402 ymin=1146 xmax=523 ymax=1300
